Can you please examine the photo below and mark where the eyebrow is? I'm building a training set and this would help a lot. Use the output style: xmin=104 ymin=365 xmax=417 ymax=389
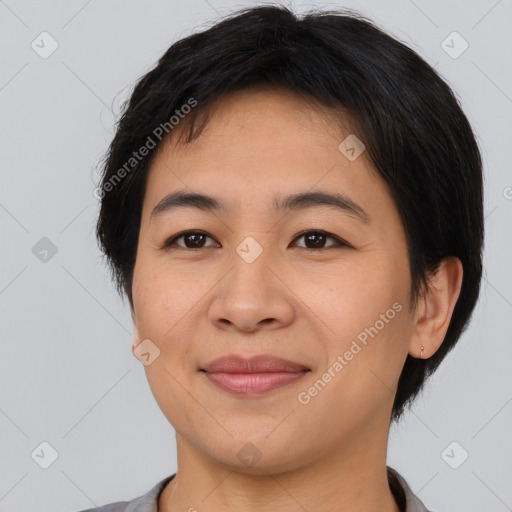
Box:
xmin=150 ymin=189 xmax=370 ymax=224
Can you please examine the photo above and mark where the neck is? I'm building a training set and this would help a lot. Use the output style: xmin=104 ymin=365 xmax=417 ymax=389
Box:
xmin=158 ymin=427 xmax=401 ymax=512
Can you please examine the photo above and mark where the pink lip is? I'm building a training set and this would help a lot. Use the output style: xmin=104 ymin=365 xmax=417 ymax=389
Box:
xmin=200 ymin=354 xmax=310 ymax=397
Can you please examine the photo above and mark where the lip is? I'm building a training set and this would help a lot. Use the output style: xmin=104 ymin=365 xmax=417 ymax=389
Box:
xmin=200 ymin=354 xmax=310 ymax=397
xmin=201 ymin=354 xmax=310 ymax=373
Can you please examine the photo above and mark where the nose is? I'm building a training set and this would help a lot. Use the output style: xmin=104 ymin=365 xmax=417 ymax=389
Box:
xmin=207 ymin=249 xmax=296 ymax=333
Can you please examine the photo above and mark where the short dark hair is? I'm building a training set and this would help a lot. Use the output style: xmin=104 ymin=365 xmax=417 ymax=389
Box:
xmin=95 ymin=5 xmax=484 ymax=421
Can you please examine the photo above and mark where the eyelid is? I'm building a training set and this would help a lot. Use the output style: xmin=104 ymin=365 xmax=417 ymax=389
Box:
xmin=160 ymin=229 xmax=350 ymax=250
xmin=291 ymin=229 xmax=349 ymax=249
xmin=160 ymin=230 xmax=218 ymax=250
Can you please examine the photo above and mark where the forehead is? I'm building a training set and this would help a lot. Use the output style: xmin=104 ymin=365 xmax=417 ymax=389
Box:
xmin=142 ymin=88 xmax=397 ymax=226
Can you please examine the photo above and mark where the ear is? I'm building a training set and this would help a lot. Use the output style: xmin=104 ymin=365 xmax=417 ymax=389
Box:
xmin=132 ymin=309 xmax=142 ymax=357
xmin=408 ymin=256 xmax=463 ymax=359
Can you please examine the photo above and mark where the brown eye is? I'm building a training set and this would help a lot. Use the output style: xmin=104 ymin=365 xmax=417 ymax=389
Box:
xmin=292 ymin=230 xmax=348 ymax=250
xmin=161 ymin=231 xmax=219 ymax=250
xmin=161 ymin=229 xmax=348 ymax=251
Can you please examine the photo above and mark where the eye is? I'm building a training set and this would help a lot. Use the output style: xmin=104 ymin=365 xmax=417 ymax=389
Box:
xmin=160 ymin=230 xmax=219 ymax=250
xmin=291 ymin=230 xmax=349 ymax=250
xmin=160 ymin=229 xmax=349 ymax=251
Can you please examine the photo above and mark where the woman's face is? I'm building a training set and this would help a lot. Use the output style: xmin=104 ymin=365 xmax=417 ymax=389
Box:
xmin=131 ymin=88 xmax=416 ymax=473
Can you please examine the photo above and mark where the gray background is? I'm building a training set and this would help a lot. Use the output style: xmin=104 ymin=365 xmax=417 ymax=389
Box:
xmin=1 ymin=0 xmax=511 ymax=510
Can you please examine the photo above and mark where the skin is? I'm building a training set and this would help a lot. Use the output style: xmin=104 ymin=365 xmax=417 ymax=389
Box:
xmin=130 ymin=87 xmax=463 ymax=512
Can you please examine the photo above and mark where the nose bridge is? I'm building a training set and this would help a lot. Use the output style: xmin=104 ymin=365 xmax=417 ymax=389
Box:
xmin=208 ymin=234 xmax=295 ymax=331
xmin=228 ymin=234 xmax=276 ymax=303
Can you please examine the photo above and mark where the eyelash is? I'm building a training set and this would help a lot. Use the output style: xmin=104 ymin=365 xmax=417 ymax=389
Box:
xmin=160 ymin=230 xmax=350 ymax=251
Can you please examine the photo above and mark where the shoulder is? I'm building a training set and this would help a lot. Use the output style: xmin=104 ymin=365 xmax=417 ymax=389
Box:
xmin=74 ymin=474 xmax=176 ymax=512
xmin=75 ymin=500 xmax=129 ymax=512
xmin=387 ymin=466 xmax=435 ymax=512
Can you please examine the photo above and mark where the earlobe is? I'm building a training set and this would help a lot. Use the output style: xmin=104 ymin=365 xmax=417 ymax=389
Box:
xmin=408 ymin=257 xmax=464 ymax=359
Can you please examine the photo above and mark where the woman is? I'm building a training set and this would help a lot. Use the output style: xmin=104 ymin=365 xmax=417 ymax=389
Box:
xmin=84 ymin=5 xmax=483 ymax=511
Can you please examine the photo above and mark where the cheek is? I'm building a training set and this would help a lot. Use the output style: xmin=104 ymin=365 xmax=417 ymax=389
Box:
xmin=296 ymin=301 xmax=410 ymax=432
xmin=298 ymin=257 xmax=411 ymax=399
xmin=133 ymin=256 xmax=205 ymax=342
xmin=132 ymin=267 xmax=202 ymax=433
xmin=292 ymin=257 xmax=406 ymax=344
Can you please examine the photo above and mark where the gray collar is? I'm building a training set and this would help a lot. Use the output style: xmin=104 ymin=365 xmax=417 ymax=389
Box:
xmin=116 ymin=466 xmax=432 ymax=512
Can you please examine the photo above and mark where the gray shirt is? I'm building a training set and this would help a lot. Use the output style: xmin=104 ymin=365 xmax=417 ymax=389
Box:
xmin=77 ymin=467 xmax=432 ymax=512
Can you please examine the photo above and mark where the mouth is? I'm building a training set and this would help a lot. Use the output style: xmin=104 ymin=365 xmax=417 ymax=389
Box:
xmin=199 ymin=354 xmax=311 ymax=397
